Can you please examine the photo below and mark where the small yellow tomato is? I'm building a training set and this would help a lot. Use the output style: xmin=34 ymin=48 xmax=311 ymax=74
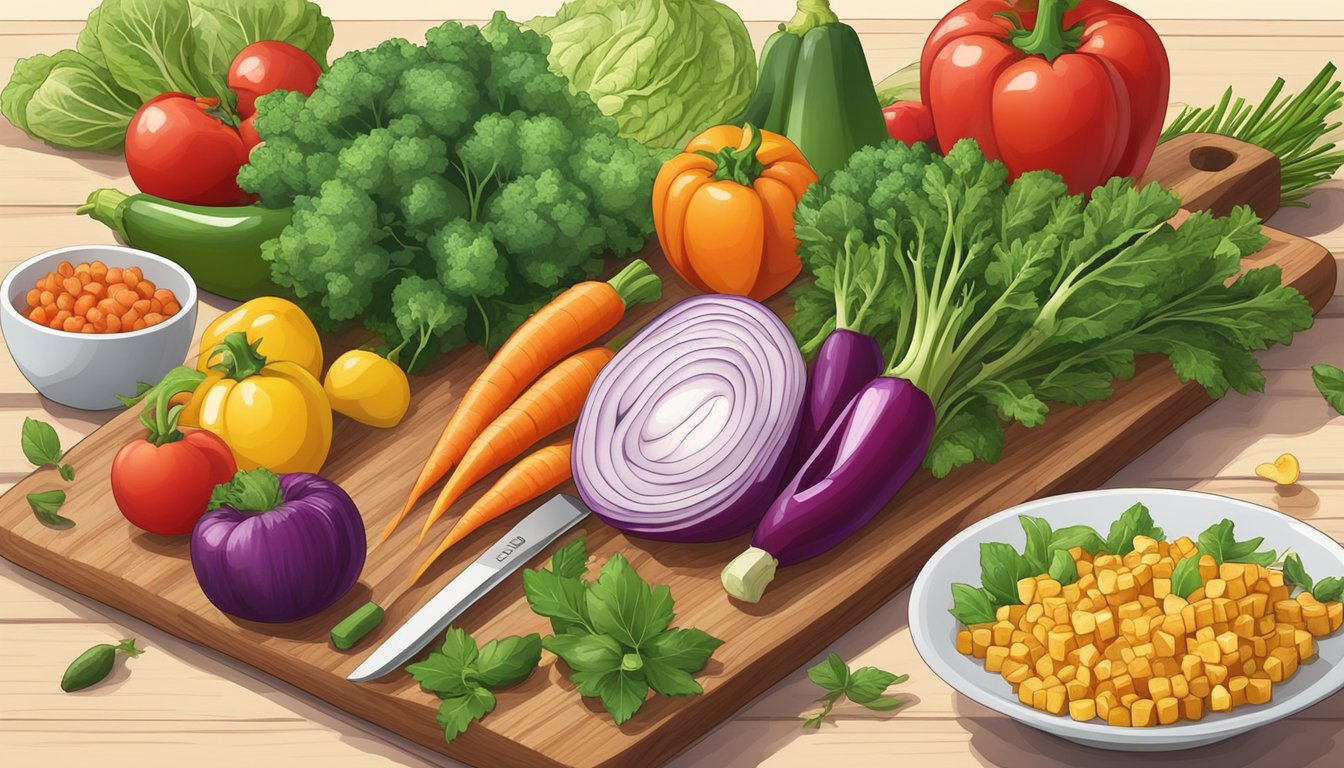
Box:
xmin=198 ymin=296 xmax=322 ymax=378
xmin=323 ymin=350 xmax=411 ymax=428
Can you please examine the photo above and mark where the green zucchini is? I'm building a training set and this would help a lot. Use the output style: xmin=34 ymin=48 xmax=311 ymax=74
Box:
xmin=77 ymin=189 xmax=291 ymax=301
xmin=735 ymin=0 xmax=887 ymax=178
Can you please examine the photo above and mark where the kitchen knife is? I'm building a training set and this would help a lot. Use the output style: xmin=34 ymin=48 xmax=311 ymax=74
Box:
xmin=347 ymin=494 xmax=590 ymax=682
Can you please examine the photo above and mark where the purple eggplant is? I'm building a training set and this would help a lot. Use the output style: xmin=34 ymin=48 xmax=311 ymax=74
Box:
xmin=722 ymin=376 xmax=934 ymax=602
xmin=785 ymin=328 xmax=885 ymax=479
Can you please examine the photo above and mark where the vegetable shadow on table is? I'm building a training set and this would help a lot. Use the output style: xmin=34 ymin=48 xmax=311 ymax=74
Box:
xmin=1270 ymin=182 xmax=1344 ymax=240
xmin=218 ymin=581 xmax=374 ymax=642
xmin=0 ymin=121 xmax=126 ymax=178
xmin=955 ymin=690 xmax=1342 ymax=767
xmin=127 ymin=530 xmax=191 ymax=560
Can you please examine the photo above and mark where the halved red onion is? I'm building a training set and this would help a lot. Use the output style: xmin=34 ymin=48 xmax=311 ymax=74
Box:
xmin=573 ymin=295 xmax=805 ymax=541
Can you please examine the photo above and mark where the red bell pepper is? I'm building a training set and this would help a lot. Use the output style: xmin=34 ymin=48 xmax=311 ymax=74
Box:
xmin=921 ymin=0 xmax=1169 ymax=194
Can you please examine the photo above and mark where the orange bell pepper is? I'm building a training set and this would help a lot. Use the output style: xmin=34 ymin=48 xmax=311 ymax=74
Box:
xmin=652 ymin=124 xmax=818 ymax=301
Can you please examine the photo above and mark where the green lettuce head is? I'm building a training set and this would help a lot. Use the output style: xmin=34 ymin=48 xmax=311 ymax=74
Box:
xmin=525 ymin=0 xmax=757 ymax=149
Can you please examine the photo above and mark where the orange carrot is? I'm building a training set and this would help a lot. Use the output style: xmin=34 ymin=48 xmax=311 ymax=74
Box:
xmin=381 ymin=260 xmax=659 ymax=542
xmin=411 ymin=438 xmax=573 ymax=583
xmin=417 ymin=347 xmax=613 ymax=541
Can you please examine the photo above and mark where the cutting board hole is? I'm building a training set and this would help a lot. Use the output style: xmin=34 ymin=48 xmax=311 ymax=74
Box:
xmin=1189 ymin=146 xmax=1235 ymax=172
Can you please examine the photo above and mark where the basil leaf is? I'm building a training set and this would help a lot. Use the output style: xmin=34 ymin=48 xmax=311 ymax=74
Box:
xmin=1048 ymin=549 xmax=1078 ymax=585
xmin=543 ymin=632 xmax=623 ymax=674
xmin=642 ymin=628 xmax=722 ymax=674
xmin=1049 ymin=524 xmax=1106 ymax=555
xmin=845 ymin=667 xmax=907 ymax=705
xmin=980 ymin=541 xmax=1032 ymax=606
xmin=406 ymin=627 xmax=480 ymax=697
xmin=1105 ymin=502 xmax=1164 ymax=555
xmin=641 ymin=655 xmax=703 ymax=697
xmin=470 ymin=633 xmax=541 ymax=689
xmin=1282 ymin=552 xmax=1314 ymax=592
xmin=21 ymin=417 xmax=64 ymax=467
xmin=1171 ymin=555 xmax=1203 ymax=599
xmin=585 ymin=554 xmax=673 ymax=648
xmin=588 ymin=667 xmax=648 ymax=725
xmin=857 ymin=694 xmax=907 ymax=711
xmin=949 ymin=583 xmax=997 ymax=626
xmin=807 ymin=653 xmax=851 ymax=693
xmin=1197 ymin=518 xmax=1275 ymax=566
xmin=1313 ymin=363 xmax=1344 ymax=414
xmin=1020 ymin=515 xmax=1053 ymax=573
xmin=27 ymin=490 xmax=72 ymax=528
xmin=1312 ymin=576 xmax=1344 ymax=603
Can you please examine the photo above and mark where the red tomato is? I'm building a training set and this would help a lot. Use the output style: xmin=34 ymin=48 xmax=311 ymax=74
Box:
xmin=228 ymin=41 xmax=321 ymax=118
xmin=125 ymin=93 xmax=251 ymax=206
xmin=883 ymin=101 xmax=937 ymax=149
xmin=239 ymin=113 xmax=261 ymax=151
xmin=111 ymin=429 xmax=237 ymax=536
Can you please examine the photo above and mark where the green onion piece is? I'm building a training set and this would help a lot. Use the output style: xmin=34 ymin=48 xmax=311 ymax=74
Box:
xmin=331 ymin=602 xmax=385 ymax=651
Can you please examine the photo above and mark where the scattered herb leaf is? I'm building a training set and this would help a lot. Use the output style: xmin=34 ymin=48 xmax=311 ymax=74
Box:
xmin=405 ymin=627 xmax=541 ymax=742
xmin=27 ymin=489 xmax=72 ymax=528
xmin=1314 ymin=577 xmax=1344 ymax=603
xmin=20 ymin=417 xmax=74 ymax=480
xmin=802 ymin=653 xmax=907 ymax=728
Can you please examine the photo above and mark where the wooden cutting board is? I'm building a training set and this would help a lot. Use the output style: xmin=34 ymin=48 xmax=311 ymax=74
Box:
xmin=0 ymin=134 xmax=1336 ymax=768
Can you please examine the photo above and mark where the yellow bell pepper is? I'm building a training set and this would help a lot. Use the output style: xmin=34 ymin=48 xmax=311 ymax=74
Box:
xmin=198 ymin=297 xmax=323 ymax=379
xmin=191 ymin=332 xmax=332 ymax=474
xmin=323 ymin=350 xmax=411 ymax=428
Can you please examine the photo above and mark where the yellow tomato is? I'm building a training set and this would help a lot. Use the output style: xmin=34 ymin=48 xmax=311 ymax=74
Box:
xmin=192 ymin=332 xmax=332 ymax=473
xmin=198 ymin=297 xmax=322 ymax=378
xmin=323 ymin=350 xmax=411 ymax=428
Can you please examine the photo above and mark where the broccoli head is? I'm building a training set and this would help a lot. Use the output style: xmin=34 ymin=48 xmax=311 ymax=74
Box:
xmin=238 ymin=14 xmax=664 ymax=369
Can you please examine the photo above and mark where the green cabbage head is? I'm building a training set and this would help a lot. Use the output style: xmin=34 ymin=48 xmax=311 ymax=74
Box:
xmin=526 ymin=0 xmax=757 ymax=149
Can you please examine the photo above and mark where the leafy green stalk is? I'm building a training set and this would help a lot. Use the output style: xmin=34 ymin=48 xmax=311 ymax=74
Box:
xmin=1162 ymin=63 xmax=1344 ymax=207
xmin=789 ymin=140 xmax=1313 ymax=479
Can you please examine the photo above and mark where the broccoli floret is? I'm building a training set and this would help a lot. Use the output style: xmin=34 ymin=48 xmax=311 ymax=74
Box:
xmin=239 ymin=17 xmax=664 ymax=370
xmin=391 ymin=275 xmax=466 ymax=372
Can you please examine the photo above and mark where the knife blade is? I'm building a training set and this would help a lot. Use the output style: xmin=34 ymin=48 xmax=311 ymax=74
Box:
xmin=347 ymin=494 xmax=590 ymax=682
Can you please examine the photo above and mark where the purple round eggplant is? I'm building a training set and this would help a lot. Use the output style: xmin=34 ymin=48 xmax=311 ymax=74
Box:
xmin=191 ymin=469 xmax=366 ymax=623
xmin=784 ymin=328 xmax=885 ymax=479
xmin=722 ymin=376 xmax=935 ymax=602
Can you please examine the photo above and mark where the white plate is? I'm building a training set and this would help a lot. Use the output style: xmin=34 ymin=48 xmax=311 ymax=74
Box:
xmin=908 ymin=488 xmax=1344 ymax=751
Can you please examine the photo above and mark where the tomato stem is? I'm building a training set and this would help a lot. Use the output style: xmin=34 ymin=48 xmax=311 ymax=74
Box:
xmin=694 ymin=124 xmax=766 ymax=187
xmin=1004 ymin=0 xmax=1083 ymax=62
xmin=137 ymin=367 xmax=207 ymax=446
xmin=210 ymin=332 xmax=268 ymax=381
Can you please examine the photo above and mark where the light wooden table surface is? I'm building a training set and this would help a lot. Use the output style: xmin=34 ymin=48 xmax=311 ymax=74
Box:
xmin=3 ymin=16 xmax=1344 ymax=768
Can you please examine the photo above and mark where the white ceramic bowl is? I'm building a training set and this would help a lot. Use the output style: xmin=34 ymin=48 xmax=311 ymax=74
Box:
xmin=1 ymin=245 xmax=198 ymax=410
xmin=909 ymin=488 xmax=1344 ymax=751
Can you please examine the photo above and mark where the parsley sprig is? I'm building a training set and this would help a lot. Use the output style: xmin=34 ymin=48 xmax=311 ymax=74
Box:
xmin=406 ymin=628 xmax=542 ymax=742
xmin=803 ymin=653 xmax=907 ymax=728
xmin=524 ymin=537 xmax=724 ymax=724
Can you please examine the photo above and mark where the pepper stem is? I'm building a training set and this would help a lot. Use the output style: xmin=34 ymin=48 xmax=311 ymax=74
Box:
xmin=782 ymin=0 xmax=839 ymax=35
xmin=137 ymin=366 xmax=207 ymax=446
xmin=114 ymin=638 xmax=144 ymax=658
xmin=1004 ymin=0 xmax=1083 ymax=61
xmin=210 ymin=331 xmax=268 ymax=380
xmin=694 ymin=124 xmax=766 ymax=187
